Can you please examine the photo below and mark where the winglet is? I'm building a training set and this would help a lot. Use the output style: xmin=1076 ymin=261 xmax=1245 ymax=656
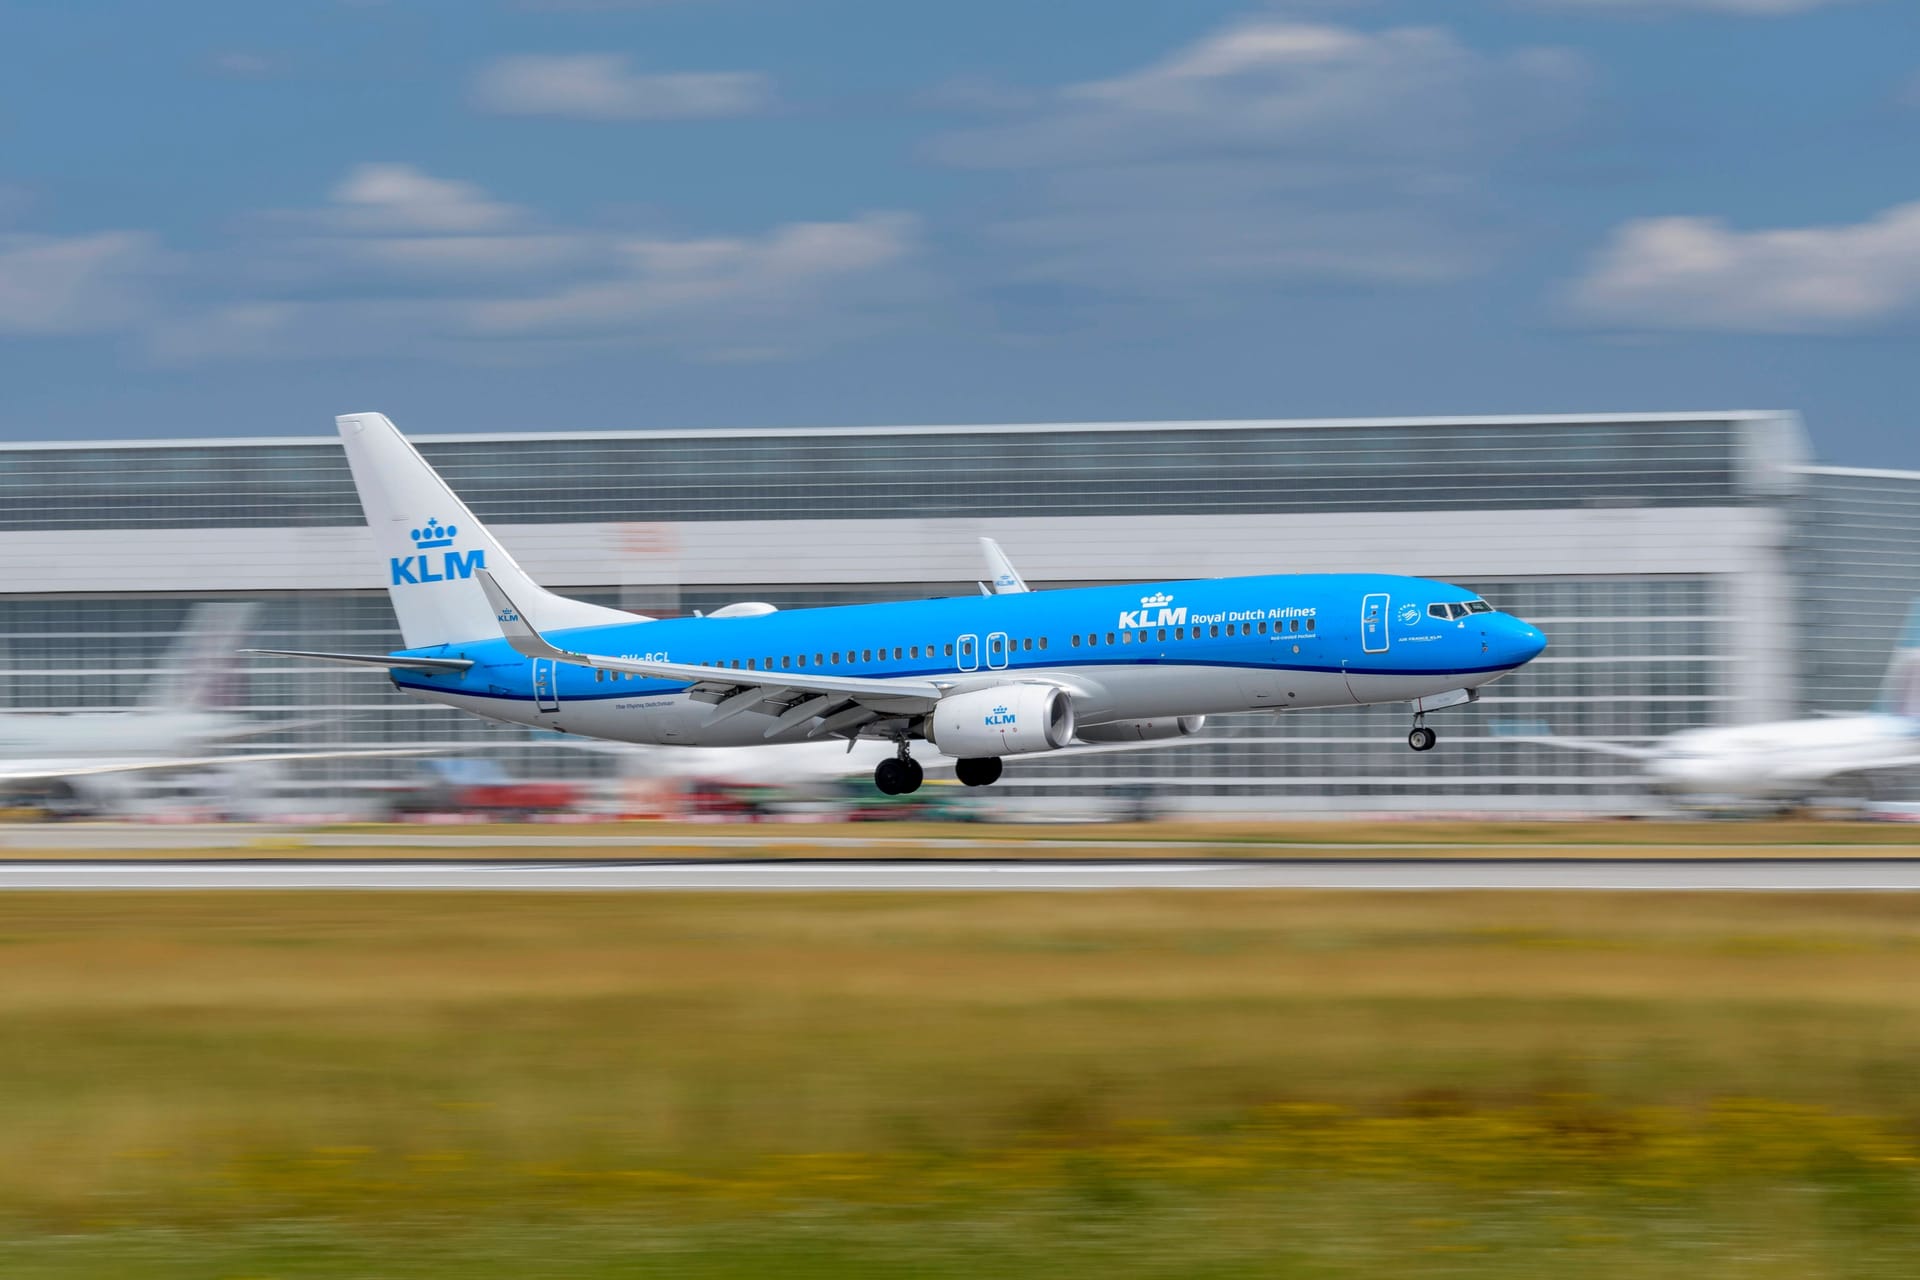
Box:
xmin=979 ymin=537 xmax=1029 ymax=594
xmin=477 ymin=570 xmax=573 ymax=664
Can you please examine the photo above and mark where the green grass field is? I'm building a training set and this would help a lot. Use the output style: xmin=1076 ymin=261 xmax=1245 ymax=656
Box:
xmin=6 ymin=891 xmax=1920 ymax=1276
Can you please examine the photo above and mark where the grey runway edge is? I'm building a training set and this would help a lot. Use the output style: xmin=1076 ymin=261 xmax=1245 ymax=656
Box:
xmin=6 ymin=858 xmax=1920 ymax=891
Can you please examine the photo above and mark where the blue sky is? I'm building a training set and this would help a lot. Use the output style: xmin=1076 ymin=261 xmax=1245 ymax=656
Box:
xmin=2 ymin=0 xmax=1917 ymax=464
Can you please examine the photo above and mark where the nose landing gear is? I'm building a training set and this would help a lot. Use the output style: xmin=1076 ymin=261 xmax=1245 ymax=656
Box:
xmin=1407 ymin=719 xmax=1437 ymax=752
xmin=874 ymin=744 xmax=925 ymax=795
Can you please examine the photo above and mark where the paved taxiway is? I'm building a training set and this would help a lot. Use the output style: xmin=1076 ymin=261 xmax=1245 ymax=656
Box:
xmin=4 ymin=859 xmax=1920 ymax=890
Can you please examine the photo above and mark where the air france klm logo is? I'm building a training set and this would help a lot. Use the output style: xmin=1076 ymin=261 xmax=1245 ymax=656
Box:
xmin=985 ymin=705 xmax=1017 ymax=727
xmin=391 ymin=517 xmax=486 ymax=586
xmin=1118 ymin=591 xmax=1186 ymax=629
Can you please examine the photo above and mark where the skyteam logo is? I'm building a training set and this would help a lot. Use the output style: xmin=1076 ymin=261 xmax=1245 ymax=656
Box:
xmin=391 ymin=517 xmax=487 ymax=586
xmin=1398 ymin=602 xmax=1421 ymax=626
xmin=985 ymin=704 xmax=1017 ymax=727
xmin=1118 ymin=591 xmax=1186 ymax=629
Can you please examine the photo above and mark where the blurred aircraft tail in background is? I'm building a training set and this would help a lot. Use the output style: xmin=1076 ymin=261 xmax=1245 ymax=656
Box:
xmin=141 ymin=602 xmax=257 ymax=713
xmin=1874 ymin=599 xmax=1920 ymax=719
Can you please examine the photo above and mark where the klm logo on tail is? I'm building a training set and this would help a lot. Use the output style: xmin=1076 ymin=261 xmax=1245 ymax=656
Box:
xmin=391 ymin=517 xmax=486 ymax=586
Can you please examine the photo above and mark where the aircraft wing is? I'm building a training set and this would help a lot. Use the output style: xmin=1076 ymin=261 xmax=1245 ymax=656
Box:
xmin=477 ymin=571 xmax=946 ymax=716
xmin=1771 ymin=753 xmax=1920 ymax=784
xmin=0 ymin=747 xmax=437 ymax=784
xmin=1513 ymin=736 xmax=1660 ymax=761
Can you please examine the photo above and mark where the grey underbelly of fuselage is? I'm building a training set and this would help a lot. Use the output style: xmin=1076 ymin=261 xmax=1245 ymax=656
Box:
xmin=412 ymin=661 xmax=1482 ymax=746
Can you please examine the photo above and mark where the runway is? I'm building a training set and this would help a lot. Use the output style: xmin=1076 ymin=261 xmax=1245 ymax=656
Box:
xmin=5 ymin=858 xmax=1920 ymax=891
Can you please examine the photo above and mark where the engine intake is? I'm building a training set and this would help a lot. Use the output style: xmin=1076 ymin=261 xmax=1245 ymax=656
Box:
xmin=927 ymin=686 xmax=1075 ymax=757
xmin=1076 ymin=716 xmax=1206 ymax=743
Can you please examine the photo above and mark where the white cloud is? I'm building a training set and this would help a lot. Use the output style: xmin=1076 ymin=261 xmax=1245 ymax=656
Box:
xmin=1533 ymin=0 xmax=1856 ymax=13
xmin=937 ymin=21 xmax=1581 ymax=171
xmin=0 ymin=231 xmax=158 ymax=335
xmin=326 ymin=163 xmax=521 ymax=234
xmin=1567 ymin=201 xmax=1920 ymax=332
xmin=138 ymin=165 xmax=923 ymax=363
xmin=468 ymin=213 xmax=920 ymax=346
xmin=471 ymin=55 xmax=771 ymax=120
xmin=930 ymin=19 xmax=1582 ymax=294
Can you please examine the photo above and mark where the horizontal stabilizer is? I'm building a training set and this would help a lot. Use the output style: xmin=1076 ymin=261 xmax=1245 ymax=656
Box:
xmin=243 ymin=649 xmax=474 ymax=674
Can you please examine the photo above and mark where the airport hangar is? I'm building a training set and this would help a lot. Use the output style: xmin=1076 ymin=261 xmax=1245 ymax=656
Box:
xmin=1 ymin=411 xmax=1916 ymax=815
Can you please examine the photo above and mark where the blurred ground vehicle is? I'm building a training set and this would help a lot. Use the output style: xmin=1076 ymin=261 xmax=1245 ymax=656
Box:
xmin=384 ymin=759 xmax=584 ymax=821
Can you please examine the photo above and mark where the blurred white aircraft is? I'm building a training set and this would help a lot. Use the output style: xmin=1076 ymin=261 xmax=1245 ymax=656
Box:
xmin=0 ymin=603 xmax=417 ymax=815
xmin=1534 ymin=607 xmax=1920 ymax=807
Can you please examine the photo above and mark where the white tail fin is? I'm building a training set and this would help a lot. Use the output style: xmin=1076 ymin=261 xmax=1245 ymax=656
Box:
xmin=143 ymin=602 xmax=258 ymax=711
xmin=1877 ymin=598 xmax=1920 ymax=719
xmin=337 ymin=413 xmax=641 ymax=649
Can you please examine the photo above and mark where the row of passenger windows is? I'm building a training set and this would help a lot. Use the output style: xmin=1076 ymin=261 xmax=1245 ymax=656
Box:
xmin=1071 ymin=618 xmax=1313 ymax=647
xmin=586 ymin=620 xmax=1315 ymax=681
xmin=594 ymin=638 xmax=1044 ymax=680
xmin=1428 ymin=599 xmax=1495 ymax=620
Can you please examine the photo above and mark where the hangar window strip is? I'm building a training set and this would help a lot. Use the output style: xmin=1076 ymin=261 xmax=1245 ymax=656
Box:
xmin=0 ymin=419 xmax=1754 ymax=530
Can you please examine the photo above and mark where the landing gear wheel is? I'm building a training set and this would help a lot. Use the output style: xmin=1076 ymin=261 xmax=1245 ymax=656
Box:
xmin=955 ymin=757 xmax=1003 ymax=788
xmin=874 ymin=754 xmax=925 ymax=795
xmin=1408 ymin=726 xmax=1437 ymax=752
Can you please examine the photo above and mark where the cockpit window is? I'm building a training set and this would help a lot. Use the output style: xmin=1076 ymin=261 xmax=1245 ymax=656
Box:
xmin=1466 ymin=600 xmax=1493 ymax=614
xmin=1427 ymin=603 xmax=1450 ymax=620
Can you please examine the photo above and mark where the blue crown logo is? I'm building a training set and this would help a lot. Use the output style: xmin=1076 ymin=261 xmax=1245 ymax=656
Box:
xmin=1141 ymin=591 xmax=1173 ymax=609
xmin=992 ymin=705 xmax=1008 ymax=715
xmin=411 ymin=517 xmax=457 ymax=550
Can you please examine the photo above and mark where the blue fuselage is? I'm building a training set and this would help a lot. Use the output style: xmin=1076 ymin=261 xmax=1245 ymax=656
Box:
xmin=387 ymin=572 xmax=1547 ymax=748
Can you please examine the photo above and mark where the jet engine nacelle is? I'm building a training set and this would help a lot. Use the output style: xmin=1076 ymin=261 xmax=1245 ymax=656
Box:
xmin=927 ymin=685 xmax=1075 ymax=757
xmin=1076 ymin=715 xmax=1206 ymax=744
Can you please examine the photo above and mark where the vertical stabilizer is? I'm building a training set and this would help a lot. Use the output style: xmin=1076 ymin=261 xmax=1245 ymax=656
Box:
xmin=336 ymin=413 xmax=643 ymax=649
xmin=143 ymin=602 xmax=258 ymax=711
xmin=1878 ymin=599 xmax=1920 ymax=719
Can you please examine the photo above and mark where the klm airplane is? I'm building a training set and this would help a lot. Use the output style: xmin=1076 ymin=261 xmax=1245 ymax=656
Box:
xmin=257 ymin=414 xmax=1548 ymax=794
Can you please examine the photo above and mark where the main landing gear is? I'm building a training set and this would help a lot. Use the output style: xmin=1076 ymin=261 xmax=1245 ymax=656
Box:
xmin=1407 ymin=719 xmax=1438 ymax=752
xmin=873 ymin=750 xmax=1006 ymax=793
xmin=874 ymin=747 xmax=925 ymax=796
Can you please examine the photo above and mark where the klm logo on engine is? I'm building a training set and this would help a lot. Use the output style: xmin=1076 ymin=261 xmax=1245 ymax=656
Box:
xmin=391 ymin=517 xmax=486 ymax=586
xmin=985 ymin=705 xmax=1017 ymax=727
xmin=1118 ymin=591 xmax=1186 ymax=629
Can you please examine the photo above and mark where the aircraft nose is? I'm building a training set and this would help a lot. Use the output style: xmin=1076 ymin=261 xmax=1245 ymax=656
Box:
xmin=1498 ymin=616 xmax=1548 ymax=668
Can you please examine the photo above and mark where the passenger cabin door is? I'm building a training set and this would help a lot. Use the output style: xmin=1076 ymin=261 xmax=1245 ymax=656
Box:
xmin=532 ymin=658 xmax=561 ymax=712
xmin=1361 ymin=593 xmax=1390 ymax=654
